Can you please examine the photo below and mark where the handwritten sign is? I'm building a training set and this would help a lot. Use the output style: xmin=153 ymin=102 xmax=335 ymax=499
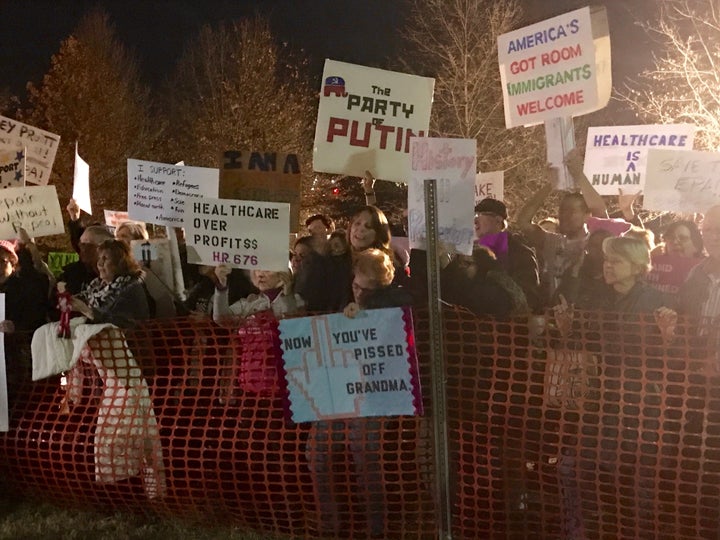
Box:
xmin=313 ymin=59 xmax=435 ymax=181
xmin=0 ymin=115 xmax=60 ymax=185
xmin=0 ymin=149 xmax=24 ymax=189
xmin=127 ymin=159 xmax=219 ymax=227
xmin=219 ymin=151 xmax=302 ymax=232
xmin=103 ymin=209 xmax=129 ymax=229
xmin=72 ymin=144 xmax=91 ymax=215
xmin=644 ymin=148 xmax=720 ymax=213
xmin=585 ymin=124 xmax=695 ymax=195
xmin=184 ymin=197 xmax=290 ymax=271
xmin=47 ymin=251 xmax=79 ymax=277
xmin=498 ymin=6 xmax=611 ymax=127
xmin=647 ymin=253 xmax=703 ymax=297
xmin=279 ymin=307 xmax=422 ymax=422
xmin=0 ymin=185 xmax=64 ymax=240
xmin=407 ymin=137 xmax=476 ymax=255
xmin=475 ymin=171 xmax=504 ymax=203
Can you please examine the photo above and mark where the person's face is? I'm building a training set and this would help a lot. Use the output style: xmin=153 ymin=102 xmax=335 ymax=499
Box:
xmin=603 ymin=253 xmax=640 ymax=288
xmin=558 ymin=198 xmax=588 ymax=236
xmin=307 ymin=219 xmax=329 ymax=238
xmin=291 ymin=243 xmax=312 ymax=273
xmin=0 ymin=250 xmax=14 ymax=282
xmin=96 ymin=250 xmax=117 ymax=283
xmin=78 ymin=232 xmax=100 ymax=268
xmin=702 ymin=208 xmax=720 ymax=260
xmin=350 ymin=211 xmax=378 ymax=251
xmin=352 ymin=272 xmax=376 ymax=305
xmin=252 ymin=270 xmax=282 ymax=291
xmin=328 ymin=237 xmax=347 ymax=257
xmin=474 ymin=213 xmax=502 ymax=239
xmin=115 ymin=226 xmax=134 ymax=246
xmin=663 ymin=225 xmax=696 ymax=257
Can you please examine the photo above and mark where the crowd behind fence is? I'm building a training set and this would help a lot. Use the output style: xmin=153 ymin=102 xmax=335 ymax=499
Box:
xmin=0 ymin=305 xmax=718 ymax=539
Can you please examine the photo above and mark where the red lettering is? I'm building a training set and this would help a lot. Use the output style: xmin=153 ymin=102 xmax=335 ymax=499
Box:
xmin=326 ymin=117 xmax=349 ymax=142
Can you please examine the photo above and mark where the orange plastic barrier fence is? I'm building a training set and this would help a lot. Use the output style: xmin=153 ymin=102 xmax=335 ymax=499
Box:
xmin=0 ymin=307 xmax=718 ymax=539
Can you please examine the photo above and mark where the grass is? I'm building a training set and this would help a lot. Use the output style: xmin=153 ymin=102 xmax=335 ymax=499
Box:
xmin=0 ymin=490 xmax=288 ymax=540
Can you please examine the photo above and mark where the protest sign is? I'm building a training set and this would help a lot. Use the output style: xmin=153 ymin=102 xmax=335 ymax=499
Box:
xmin=184 ymin=197 xmax=290 ymax=271
xmin=103 ymin=209 xmax=130 ymax=229
xmin=0 ymin=148 xmax=24 ymax=189
xmin=498 ymin=6 xmax=611 ymax=128
xmin=644 ymin=148 xmax=720 ymax=213
xmin=0 ymin=185 xmax=64 ymax=239
xmin=279 ymin=307 xmax=422 ymax=422
xmin=131 ymin=238 xmax=175 ymax=296
xmin=73 ymin=143 xmax=91 ymax=215
xmin=407 ymin=137 xmax=476 ymax=255
xmin=47 ymin=251 xmax=79 ymax=277
xmin=0 ymin=115 xmax=60 ymax=185
xmin=475 ymin=171 xmax=504 ymax=203
xmin=0 ymin=294 xmax=6 ymax=432
xmin=646 ymin=253 xmax=703 ymax=297
xmin=545 ymin=116 xmax=576 ymax=190
xmin=313 ymin=59 xmax=434 ymax=181
xmin=584 ymin=124 xmax=695 ymax=195
xmin=127 ymin=159 xmax=219 ymax=227
xmin=219 ymin=150 xmax=302 ymax=232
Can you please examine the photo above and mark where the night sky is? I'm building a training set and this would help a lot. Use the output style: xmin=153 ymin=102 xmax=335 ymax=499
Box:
xmin=2 ymin=0 xmax=660 ymax=100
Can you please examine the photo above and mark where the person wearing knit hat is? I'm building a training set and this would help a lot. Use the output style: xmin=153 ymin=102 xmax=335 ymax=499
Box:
xmin=0 ymin=240 xmax=18 ymax=267
xmin=473 ymin=197 xmax=541 ymax=312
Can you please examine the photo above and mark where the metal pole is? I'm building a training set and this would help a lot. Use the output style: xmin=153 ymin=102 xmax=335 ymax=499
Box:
xmin=424 ymin=179 xmax=453 ymax=540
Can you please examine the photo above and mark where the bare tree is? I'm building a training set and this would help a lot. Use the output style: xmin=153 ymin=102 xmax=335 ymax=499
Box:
xmin=27 ymin=8 xmax=159 ymax=215
xmin=622 ymin=0 xmax=720 ymax=151
xmin=399 ymin=0 xmax=547 ymax=211
xmin=164 ymin=16 xmax=314 ymax=169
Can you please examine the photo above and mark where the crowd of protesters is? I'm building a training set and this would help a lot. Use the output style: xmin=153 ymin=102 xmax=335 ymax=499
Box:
xmin=2 ymin=150 xmax=720 ymax=537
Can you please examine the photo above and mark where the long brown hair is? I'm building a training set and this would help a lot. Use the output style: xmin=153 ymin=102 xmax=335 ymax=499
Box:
xmin=347 ymin=205 xmax=392 ymax=254
xmin=98 ymin=239 xmax=142 ymax=278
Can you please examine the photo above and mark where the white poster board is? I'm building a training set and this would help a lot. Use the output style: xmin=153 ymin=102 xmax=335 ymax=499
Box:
xmin=0 ymin=185 xmax=64 ymax=239
xmin=73 ymin=144 xmax=91 ymax=215
xmin=644 ymin=148 xmax=720 ymax=213
xmin=584 ymin=124 xmax=695 ymax=195
xmin=184 ymin=198 xmax=290 ymax=271
xmin=408 ymin=137 xmax=476 ymax=255
xmin=127 ymin=159 xmax=219 ymax=227
xmin=475 ymin=171 xmax=504 ymax=203
xmin=498 ymin=6 xmax=611 ymax=128
xmin=0 ymin=148 xmax=24 ymax=189
xmin=0 ymin=116 xmax=60 ymax=185
xmin=313 ymin=59 xmax=435 ymax=181
xmin=0 ymin=293 xmax=6 ymax=432
xmin=104 ymin=209 xmax=130 ymax=228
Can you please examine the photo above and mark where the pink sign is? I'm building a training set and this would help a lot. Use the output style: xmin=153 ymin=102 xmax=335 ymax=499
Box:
xmin=646 ymin=253 xmax=703 ymax=296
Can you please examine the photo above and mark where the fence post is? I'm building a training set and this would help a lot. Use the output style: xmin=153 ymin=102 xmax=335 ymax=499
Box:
xmin=424 ymin=179 xmax=452 ymax=539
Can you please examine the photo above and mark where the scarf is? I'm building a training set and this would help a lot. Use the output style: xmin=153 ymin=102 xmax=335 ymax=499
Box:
xmin=478 ymin=231 xmax=509 ymax=260
xmin=80 ymin=274 xmax=137 ymax=310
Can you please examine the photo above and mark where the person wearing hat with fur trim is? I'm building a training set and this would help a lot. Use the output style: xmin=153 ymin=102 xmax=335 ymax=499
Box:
xmin=474 ymin=197 xmax=541 ymax=312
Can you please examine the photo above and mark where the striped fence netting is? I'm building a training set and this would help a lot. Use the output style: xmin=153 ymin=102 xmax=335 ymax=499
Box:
xmin=0 ymin=306 xmax=719 ymax=539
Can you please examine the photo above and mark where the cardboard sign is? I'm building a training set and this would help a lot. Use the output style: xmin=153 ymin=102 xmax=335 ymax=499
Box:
xmin=127 ymin=159 xmax=219 ymax=227
xmin=475 ymin=171 xmax=504 ymax=203
xmin=0 ymin=148 xmax=24 ymax=189
xmin=279 ymin=307 xmax=422 ymax=422
xmin=498 ymin=6 xmax=611 ymax=128
xmin=407 ymin=137 xmax=476 ymax=255
xmin=585 ymin=124 xmax=695 ymax=195
xmin=103 ymin=210 xmax=130 ymax=229
xmin=545 ymin=116 xmax=576 ymax=190
xmin=646 ymin=253 xmax=703 ymax=296
xmin=0 ymin=115 xmax=60 ymax=185
xmin=47 ymin=251 xmax=79 ymax=277
xmin=0 ymin=185 xmax=64 ymax=239
xmin=184 ymin=197 xmax=290 ymax=271
xmin=219 ymin=151 xmax=301 ymax=232
xmin=131 ymin=238 xmax=175 ymax=294
xmin=72 ymin=144 xmax=91 ymax=215
xmin=313 ymin=59 xmax=435 ymax=181
xmin=644 ymin=148 xmax=720 ymax=213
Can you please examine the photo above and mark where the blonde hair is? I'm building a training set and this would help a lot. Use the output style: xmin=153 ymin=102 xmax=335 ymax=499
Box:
xmin=353 ymin=248 xmax=394 ymax=288
xmin=602 ymin=236 xmax=651 ymax=276
xmin=116 ymin=221 xmax=149 ymax=241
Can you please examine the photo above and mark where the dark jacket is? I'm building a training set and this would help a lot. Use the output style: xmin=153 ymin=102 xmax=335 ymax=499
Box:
xmin=2 ymin=270 xmax=51 ymax=332
xmin=295 ymin=251 xmax=353 ymax=312
xmin=59 ymin=260 xmax=97 ymax=295
xmin=677 ymin=258 xmax=718 ymax=318
xmin=504 ymin=233 xmax=542 ymax=312
xmin=79 ymin=278 xmax=151 ymax=328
